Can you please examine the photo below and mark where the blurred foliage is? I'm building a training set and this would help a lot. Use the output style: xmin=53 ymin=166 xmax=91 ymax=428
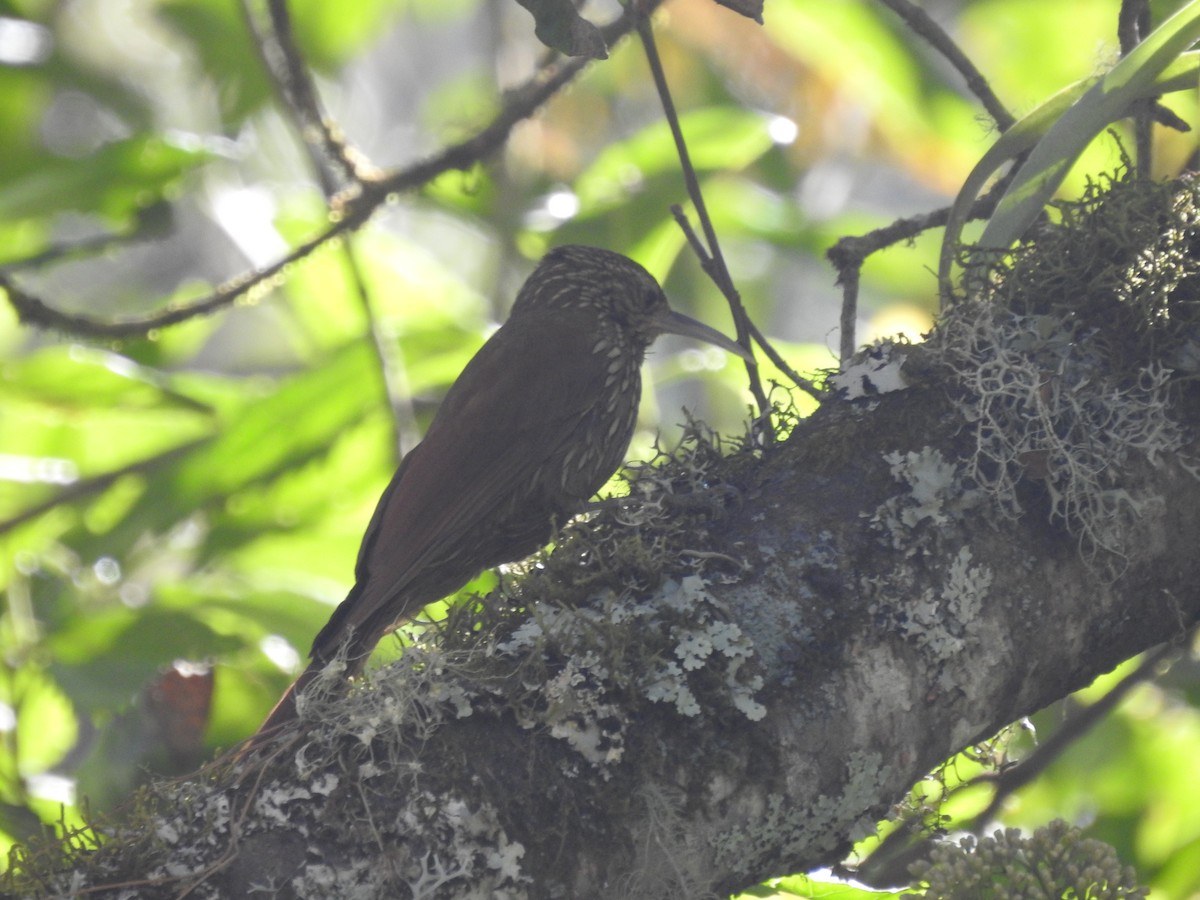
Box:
xmin=0 ymin=0 xmax=1197 ymax=896
xmin=909 ymin=819 xmax=1148 ymax=899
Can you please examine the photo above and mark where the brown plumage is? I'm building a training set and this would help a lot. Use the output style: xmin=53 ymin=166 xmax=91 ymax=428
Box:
xmin=253 ymin=245 xmax=750 ymax=740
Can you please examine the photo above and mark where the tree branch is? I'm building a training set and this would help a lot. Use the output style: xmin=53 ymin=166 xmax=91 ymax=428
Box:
xmin=634 ymin=12 xmax=772 ymax=423
xmin=18 ymin=359 xmax=1200 ymax=895
xmin=1 ymin=1 xmax=661 ymax=340
xmin=875 ymin=0 xmax=1015 ymax=132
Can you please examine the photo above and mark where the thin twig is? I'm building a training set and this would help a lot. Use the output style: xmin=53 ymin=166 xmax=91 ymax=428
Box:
xmin=240 ymin=0 xmax=416 ymax=458
xmin=634 ymin=10 xmax=772 ymax=425
xmin=0 ymin=209 xmax=363 ymax=338
xmin=838 ymin=1 xmax=1015 ymax=362
xmin=245 ymin=0 xmax=364 ymax=189
xmin=0 ymin=437 xmax=212 ymax=537
xmin=875 ymin=0 xmax=1014 ymax=132
xmin=672 ymin=208 xmax=826 ymax=401
xmin=826 ymin=178 xmax=1011 ymax=361
xmin=3 ymin=2 xmax=661 ymax=340
xmin=0 ymin=219 xmax=155 ymax=274
xmin=342 ymin=240 xmax=421 ymax=458
xmin=835 ymin=265 xmax=861 ymax=367
xmin=967 ymin=641 xmax=1176 ymax=829
xmin=1118 ymin=0 xmax=1154 ymax=180
xmin=856 ymin=640 xmax=1180 ymax=887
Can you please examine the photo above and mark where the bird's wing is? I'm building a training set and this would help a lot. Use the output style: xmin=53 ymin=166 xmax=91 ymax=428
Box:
xmin=311 ymin=317 xmax=612 ymax=661
xmin=378 ymin=316 xmax=611 ymax=567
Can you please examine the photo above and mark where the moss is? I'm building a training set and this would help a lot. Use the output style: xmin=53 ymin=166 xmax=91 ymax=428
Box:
xmin=5 ymin=416 xmax=787 ymax=898
xmin=932 ymin=172 xmax=1200 ymax=576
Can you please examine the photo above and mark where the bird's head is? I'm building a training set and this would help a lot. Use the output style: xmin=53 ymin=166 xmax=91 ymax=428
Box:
xmin=512 ymin=245 xmax=752 ymax=362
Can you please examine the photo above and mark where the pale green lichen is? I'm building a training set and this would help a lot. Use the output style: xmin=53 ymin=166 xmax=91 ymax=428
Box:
xmin=8 ymin=419 xmax=768 ymax=897
xmin=895 ymin=547 xmax=992 ymax=658
xmin=935 ymin=301 xmax=1184 ymax=574
xmin=871 ymin=447 xmax=985 ymax=553
xmin=863 ymin=487 xmax=993 ymax=662
xmin=387 ymin=794 xmax=529 ymax=898
xmin=711 ymin=751 xmax=894 ymax=878
xmin=496 ymin=572 xmax=765 ymax=742
xmin=932 ymin=174 xmax=1200 ymax=576
xmin=733 ymin=530 xmax=833 ymax=678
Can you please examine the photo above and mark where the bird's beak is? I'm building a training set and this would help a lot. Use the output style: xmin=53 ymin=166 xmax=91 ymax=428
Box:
xmin=654 ymin=308 xmax=755 ymax=363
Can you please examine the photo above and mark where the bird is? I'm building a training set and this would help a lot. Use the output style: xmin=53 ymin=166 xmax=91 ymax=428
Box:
xmin=251 ymin=244 xmax=751 ymax=741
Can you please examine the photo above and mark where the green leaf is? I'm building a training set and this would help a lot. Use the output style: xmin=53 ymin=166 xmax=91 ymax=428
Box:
xmin=10 ymin=670 xmax=76 ymax=773
xmin=768 ymin=1 xmax=926 ymax=141
xmin=51 ymin=610 xmax=234 ymax=710
xmin=287 ymin=0 xmax=408 ymax=68
xmin=575 ymin=108 xmax=777 ymax=215
xmin=0 ymin=348 xmax=217 ymax=512
xmin=206 ymin=417 xmax=392 ymax=576
xmin=0 ymin=67 xmax=52 ymax=183
xmin=4 ymin=345 xmax=216 ymax=414
xmin=939 ymin=2 xmax=1200 ymax=291
xmin=170 ymin=343 xmax=380 ymax=504
xmin=736 ymin=873 xmax=909 ymax=898
xmin=166 ymin=584 xmax=335 ymax=650
xmin=156 ymin=0 xmax=272 ymax=124
xmin=0 ymin=135 xmax=206 ymax=224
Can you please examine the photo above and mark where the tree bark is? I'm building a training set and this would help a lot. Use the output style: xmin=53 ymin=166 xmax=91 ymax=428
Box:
xmin=22 ymin=178 xmax=1200 ymax=899
xmin=28 ymin=375 xmax=1200 ymax=899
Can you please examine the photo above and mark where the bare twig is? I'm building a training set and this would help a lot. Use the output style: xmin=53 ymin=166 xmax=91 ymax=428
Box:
xmin=672 ymin=208 xmax=826 ymax=401
xmin=1118 ymin=0 xmax=1154 ymax=180
xmin=1 ymin=210 xmax=363 ymax=338
xmin=826 ymin=178 xmax=1010 ymax=362
xmin=967 ymin=641 xmax=1176 ymax=828
xmin=831 ymin=1 xmax=1016 ymax=363
xmin=3 ymin=2 xmax=660 ymax=340
xmin=875 ymin=0 xmax=1014 ymax=132
xmin=828 ymin=206 xmax=950 ymax=364
xmin=341 ymin=240 xmax=421 ymax=459
xmin=243 ymin=0 xmax=365 ymax=190
xmin=1 ymin=217 xmax=157 ymax=274
xmin=634 ymin=10 xmax=772 ymax=426
xmin=856 ymin=640 xmax=1179 ymax=888
xmin=240 ymin=0 xmax=417 ymax=458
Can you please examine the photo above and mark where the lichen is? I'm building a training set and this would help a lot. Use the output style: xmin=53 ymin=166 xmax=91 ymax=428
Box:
xmin=711 ymin=751 xmax=895 ymax=879
xmin=907 ymin=820 xmax=1148 ymax=900
xmin=829 ymin=338 xmax=912 ymax=399
xmin=871 ymin=447 xmax=986 ymax=553
xmin=0 ymin=419 xmax=774 ymax=898
xmin=488 ymin=570 xmax=767 ymax=767
xmin=890 ymin=547 xmax=992 ymax=659
xmin=932 ymin=172 xmax=1200 ymax=576
xmin=934 ymin=300 xmax=1184 ymax=573
xmin=865 ymin=446 xmax=995 ymax=664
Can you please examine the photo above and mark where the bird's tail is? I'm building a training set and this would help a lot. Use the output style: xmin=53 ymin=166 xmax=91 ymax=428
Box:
xmin=239 ymin=635 xmax=373 ymax=756
xmin=239 ymin=662 xmax=326 ymax=754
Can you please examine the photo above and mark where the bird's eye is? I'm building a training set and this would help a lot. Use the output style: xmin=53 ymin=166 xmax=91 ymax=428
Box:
xmin=641 ymin=285 xmax=662 ymax=312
